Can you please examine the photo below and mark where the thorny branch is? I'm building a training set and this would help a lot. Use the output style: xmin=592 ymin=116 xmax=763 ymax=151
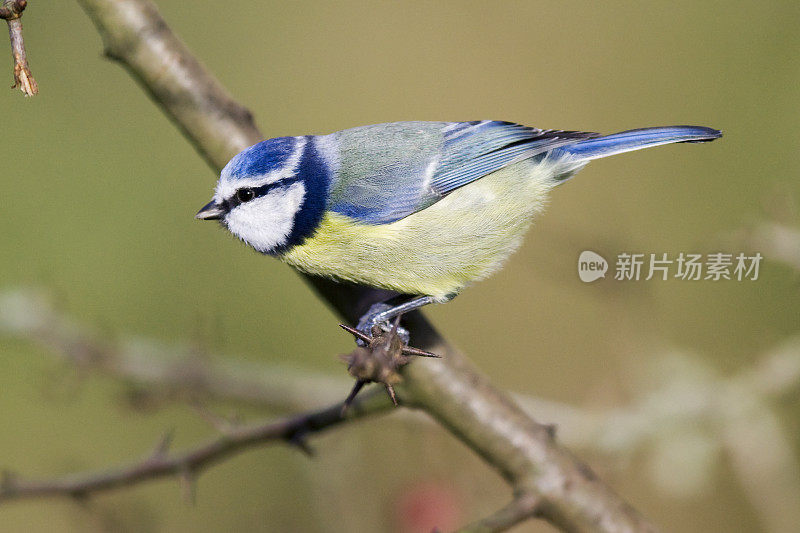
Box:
xmin=339 ymin=321 xmax=439 ymax=410
xmin=5 ymin=0 xmax=662 ymax=530
xmin=1 ymin=0 xmax=37 ymax=96
xmin=0 ymin=391 xmax=389 ymax=502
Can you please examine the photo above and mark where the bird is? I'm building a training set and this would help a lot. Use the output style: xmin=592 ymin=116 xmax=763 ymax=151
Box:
xmin=196 ymin=120 xmax=721 ymax=338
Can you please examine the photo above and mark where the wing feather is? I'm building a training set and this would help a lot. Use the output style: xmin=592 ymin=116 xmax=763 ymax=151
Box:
xmin=326 ymin=121 xmax=597 ymax=224
xmin=431 ymin=121 xmax=598 ymax=196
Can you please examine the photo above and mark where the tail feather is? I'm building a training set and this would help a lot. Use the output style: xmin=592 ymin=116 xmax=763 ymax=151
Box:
xmin=555 ymin=126 xmax=722 ymax=162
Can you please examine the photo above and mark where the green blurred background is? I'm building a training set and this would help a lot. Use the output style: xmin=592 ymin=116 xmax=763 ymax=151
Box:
xmin=2 ymin=1 xmax=799 ymax=531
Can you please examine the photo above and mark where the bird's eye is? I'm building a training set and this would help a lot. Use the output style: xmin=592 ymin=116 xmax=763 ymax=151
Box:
xmin=236 ymin=188 xmax=255 ymax=203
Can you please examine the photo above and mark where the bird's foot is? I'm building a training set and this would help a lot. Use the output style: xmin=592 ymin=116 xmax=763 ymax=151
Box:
xmin=356 ymin=302 xmax=410 ymax=346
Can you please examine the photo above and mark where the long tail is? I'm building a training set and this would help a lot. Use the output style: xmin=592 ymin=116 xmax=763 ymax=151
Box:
xmin=555 ymin=126 xmax=722 ymax=162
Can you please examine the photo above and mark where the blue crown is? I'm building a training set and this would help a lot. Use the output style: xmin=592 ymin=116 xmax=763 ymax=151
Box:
xmin=223 ymin=136 xmax=299 ymax=179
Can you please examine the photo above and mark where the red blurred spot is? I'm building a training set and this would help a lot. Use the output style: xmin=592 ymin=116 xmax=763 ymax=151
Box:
xmin=394 ymin=481 xmax=460 ymax=533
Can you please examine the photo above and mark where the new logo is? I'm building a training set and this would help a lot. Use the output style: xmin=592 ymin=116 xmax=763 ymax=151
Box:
xmin=578 ymin=250 xmax=608 ymax=282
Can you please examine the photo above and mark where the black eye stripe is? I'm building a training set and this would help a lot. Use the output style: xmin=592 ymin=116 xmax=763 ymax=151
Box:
xmin=252 ymin=178 xmax=292 ymax=196
xmin=229 ymin=177 xmax=297 ymax=207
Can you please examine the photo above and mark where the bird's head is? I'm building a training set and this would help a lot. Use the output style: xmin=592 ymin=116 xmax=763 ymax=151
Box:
xmin=196 ymin=136 xmax=328 ymax=255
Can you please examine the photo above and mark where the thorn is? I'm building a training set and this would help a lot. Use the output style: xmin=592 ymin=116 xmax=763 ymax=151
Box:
xmin=385 ymin=384 xmax=398 ymax=406
xmin=338 ymin=323 xmax=372 ymax=343
xmin=342 ymin=379 xmax=367 ymax=415
xmin=288 ymin=432 xmax=315 ymax=457
xmin=401 ymin=346 xmax=440 ymax=358
xmin=151 ymin=429 xmax=174 ymax=460
xmin=179 ymin=468 xmax=197 ymax=505
xmin=390 ymin=314 xmax=401 ymax=335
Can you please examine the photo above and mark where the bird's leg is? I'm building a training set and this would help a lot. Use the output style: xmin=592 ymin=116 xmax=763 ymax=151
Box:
xmin=356 ymin=295 xmax=440 ymax=345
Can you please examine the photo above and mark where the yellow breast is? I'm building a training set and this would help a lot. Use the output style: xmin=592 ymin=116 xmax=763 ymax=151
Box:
xmin=280 ymin=159 xmax=559 ymax=298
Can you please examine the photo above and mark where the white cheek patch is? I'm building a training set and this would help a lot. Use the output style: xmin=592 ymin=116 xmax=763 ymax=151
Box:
xmin=224 ymin=182 xmax=306 ymax=253
xmin=214 ymin=137 xmax=307 ymax=201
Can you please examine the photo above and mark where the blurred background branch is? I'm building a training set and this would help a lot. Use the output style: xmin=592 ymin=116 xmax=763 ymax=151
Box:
xmin=745 ymin=222 xmax=800 ymax=273
xmin=3 ymin=287 xmax=800 ymax=531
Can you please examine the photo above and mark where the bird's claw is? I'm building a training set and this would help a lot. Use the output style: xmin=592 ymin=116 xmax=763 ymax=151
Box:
xmin=356 ymin=303 xmax=410 ymax=346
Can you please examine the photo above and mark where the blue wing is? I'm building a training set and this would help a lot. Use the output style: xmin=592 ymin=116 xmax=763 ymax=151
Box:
xmin=326 ymin=121 xmax=597 ymax=225
xmin=431 ymin=121 xmax=597 ymax=196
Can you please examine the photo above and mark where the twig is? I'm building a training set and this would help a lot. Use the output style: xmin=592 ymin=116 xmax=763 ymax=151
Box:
xmin=458 ymin=493 xmax=541 ymax=533
xmin=64 ymin=1 xmax=659 ymax=530
xmin=1 ymin=0 xmax=37 ymax=96
xmin=0 ymin=389 xmax=388 ymax=502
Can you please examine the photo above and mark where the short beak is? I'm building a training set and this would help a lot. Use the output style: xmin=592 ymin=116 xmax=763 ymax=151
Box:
xmin=195 ymin=200 xmax=224 ymax=220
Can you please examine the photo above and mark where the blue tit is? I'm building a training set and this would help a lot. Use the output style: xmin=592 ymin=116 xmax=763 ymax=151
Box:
xmin=196 ymin=121 xmax=721 ymax=334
